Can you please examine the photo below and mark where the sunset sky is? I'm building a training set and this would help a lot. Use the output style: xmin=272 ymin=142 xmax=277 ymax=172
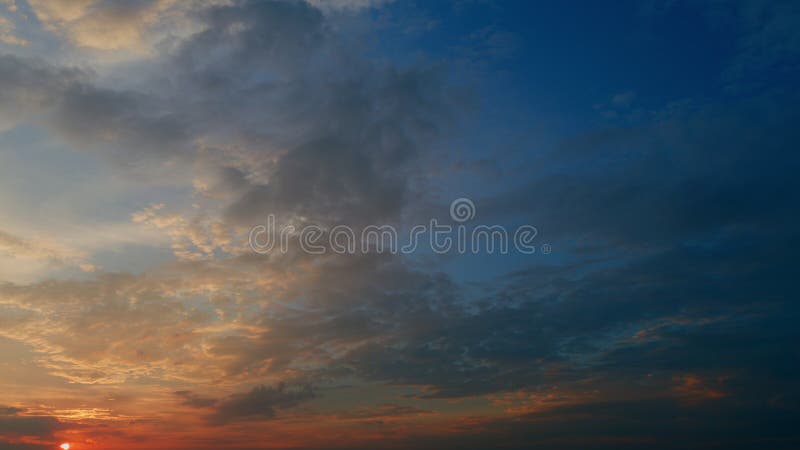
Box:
xmin=1 ymin=1 xmax=799 ymax=449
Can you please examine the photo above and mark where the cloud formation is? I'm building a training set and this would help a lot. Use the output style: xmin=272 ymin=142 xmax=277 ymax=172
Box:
xmin=0 ymin=1 xmax=798 ymax=449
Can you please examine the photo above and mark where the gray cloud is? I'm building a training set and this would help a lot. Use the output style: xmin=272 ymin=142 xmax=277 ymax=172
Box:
xmin=2 ymin=0 xmax=456 ymax=224
xmin=336 ymin=403 xmax=433 ymax=421
xmin=207 ymin=383 xmax=315 ymax=425
xmin=0 ymin=53 xmax=189 ymax=174
xmin=50 ymin=83 xmax=189 ymax=165
xmin=0 ymin=53 xmax=82 ymax=130
xmin=171 ymin=0 xmax=454 ymax=226
xmin=174 ymin=390 xmax=217 ymax=409
xmin=0 ymin=406 xmax=64 ymax=440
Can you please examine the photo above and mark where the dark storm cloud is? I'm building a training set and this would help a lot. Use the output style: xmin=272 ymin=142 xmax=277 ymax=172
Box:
xmin=0 ymin=444 xmax=49 ymax=450
xmin=0 ymin=406 xmax=64 ymax=440
xmin=220 ymin=183 xmax=798 ymax=402
xmin=207 ymin=383 xmax=314 ymax=425
xmin=174 ymin=383 xmax=316 ymax=425
xmin=175 ymin=0 xmax=454 ymax=225
xmin=397 ymin=397 xmax=800 ymax=450
xmin=266 ymin=66 xmax=798 ymax=445
xmin=203 ymin=69 xmax=800 ymax=449
xmin=174 ymin=390 xmax=217 ymax=408
xmin=205 ymin=188 xmax=797 ymax=406
xmin=333 ymin=255 xmax=762 ymax=398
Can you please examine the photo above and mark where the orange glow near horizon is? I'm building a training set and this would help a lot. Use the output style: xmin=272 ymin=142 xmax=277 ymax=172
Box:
xmin=60 ymin=444 xmax=70 ymax=450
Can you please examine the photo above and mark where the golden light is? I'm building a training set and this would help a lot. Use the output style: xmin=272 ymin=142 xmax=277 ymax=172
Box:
xmin=60 ymin=444 xmax=70 ymax=450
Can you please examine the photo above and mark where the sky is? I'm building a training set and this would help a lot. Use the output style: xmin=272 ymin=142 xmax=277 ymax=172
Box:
xmin=0 ymin=1 xmax=799 ymax=449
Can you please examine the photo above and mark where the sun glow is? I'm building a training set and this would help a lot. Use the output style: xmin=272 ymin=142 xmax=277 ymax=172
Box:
xmin=60 ymin=444 xmax=70 ymax=450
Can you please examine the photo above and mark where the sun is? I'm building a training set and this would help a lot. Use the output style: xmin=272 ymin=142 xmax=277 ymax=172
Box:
xmin=60 ymin=444 xmax=70 ymax=450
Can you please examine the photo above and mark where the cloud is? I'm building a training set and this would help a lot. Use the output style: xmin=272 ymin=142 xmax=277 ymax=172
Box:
xmin=49 ymin=82 xmax=190 ymax=168
xmin=132 ymin=203 xmax=244 ymax=261
xmin=0 ymin=229 xmax=86 ymax=265
xmin=0 ymin=271 xmax=219 ymax=384
xmin=307 ymin=0 xmax=395 ymax=12
xmin=207 ymin=383 xmax=315 ymax=425
xmin=24 ymin=0 xmax=396 ymax=56
xmin=0 ymin=444 xmax=49 ymax=450
xmin=26 ymin=0 xmax=193 ymax=52
xmin=0 ymin=9 xmax=27 ymax=46
xmin=0 ymin=406 xmax=64 ymax=440
xmin=0 ymin=229 xmax=95 ymax=281
xmin=167 ymin=0 xmax=455 ymax=226
xmin=0 ymin=53 xmax=189 ymax=172
xmin=174 ymin=390 xmax=217 ymax=408
xmin=336 ymin=404 xmax=434 ymax=421
xmin=0 ymin=54 xmax=82 ymax=131
xmin=2 ymin=0 xmax=456 ymax=223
